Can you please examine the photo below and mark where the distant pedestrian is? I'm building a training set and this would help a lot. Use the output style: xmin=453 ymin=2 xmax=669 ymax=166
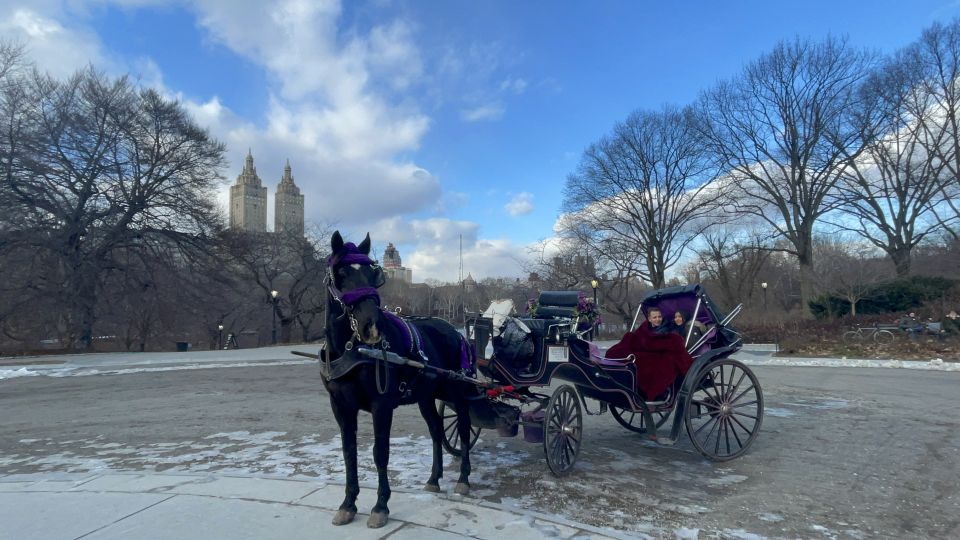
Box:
xmin=943 ymin=310 xmax=960 ymax=336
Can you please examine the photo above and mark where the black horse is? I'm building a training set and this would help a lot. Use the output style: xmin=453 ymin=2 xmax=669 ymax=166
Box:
xmin=321 ymin=231 xmax=477 ymax=528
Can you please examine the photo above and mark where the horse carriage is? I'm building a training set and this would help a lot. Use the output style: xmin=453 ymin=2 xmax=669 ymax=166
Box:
xmin=308 ymin=232 xmax=763 ymax=528
xmin=441 ymin=284 xmax=765 ymax=474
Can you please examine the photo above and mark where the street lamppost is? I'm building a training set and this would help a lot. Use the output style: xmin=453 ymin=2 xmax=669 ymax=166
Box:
xmin=217 ymin=324 xmax=224 ymax=350
xmin=270 ymin=290 xmax=279 ymax=345
xmin=761 ymin=282 xmax=768 ymax=312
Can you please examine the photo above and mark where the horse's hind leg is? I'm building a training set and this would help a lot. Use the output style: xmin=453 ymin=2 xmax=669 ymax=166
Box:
xmin=367 ymin=400 xmax=394 ymax=528
xmin=418 ymin=398 xmax=444 ymax=492
xmin=454 ymin=399 xmax=472 ymax=496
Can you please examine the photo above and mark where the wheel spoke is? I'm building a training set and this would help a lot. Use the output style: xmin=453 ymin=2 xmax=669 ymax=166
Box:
xmin=732 ymin=411 xmax=759 ymax=421
xmin=728 ymin=417 xmax=745 ymax=448
xmin=730 ymin=384 xmax=756 ymax=404
xmin=725 ymin=370 xmax=748 ymax=402
xmin=730 ymin=414 xmax=755 ymax=436
xmin=731 ymin=399 xmax=759 ymax=409
xmin=693 ymin=411 xmax=720 ymax=436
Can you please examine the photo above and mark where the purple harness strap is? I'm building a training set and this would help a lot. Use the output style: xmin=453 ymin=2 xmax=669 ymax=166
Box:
xmin=340 ymin=287 xmax=380 ymax=306
xmin=381 ymin=309 xmax=417 ymax=356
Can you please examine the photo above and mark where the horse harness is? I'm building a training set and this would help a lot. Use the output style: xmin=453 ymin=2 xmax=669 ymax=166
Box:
xmin=323 ymin=261 xmax=431 ymax=400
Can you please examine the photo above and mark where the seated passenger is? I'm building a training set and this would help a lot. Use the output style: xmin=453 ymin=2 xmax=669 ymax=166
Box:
xmin=673 ymin=310 xmax=706 ymax=345
xmin=646 ymin=307 xmax=677 ymax=335
xmin=606 ymin=308 xmax=693 ymax=399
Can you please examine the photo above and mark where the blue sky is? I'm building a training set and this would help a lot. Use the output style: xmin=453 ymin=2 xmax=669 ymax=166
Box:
xmin=2 ymin=0 xmax=958 ymax=281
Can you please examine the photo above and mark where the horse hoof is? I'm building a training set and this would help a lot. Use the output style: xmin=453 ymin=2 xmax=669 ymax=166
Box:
xmin=424 ymin=482 xmax=441 ymax=493
xmin=367 ymin=511 xmax=389 ymax=528
xmin=454 ymin=482 xmax=470 ymax=496
xmin=332 ymin=509 xmax=356 ymax=526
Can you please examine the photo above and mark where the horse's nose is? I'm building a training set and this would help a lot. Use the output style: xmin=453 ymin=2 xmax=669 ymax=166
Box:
xmin=362 ymin=321 xmax=380 ymax=344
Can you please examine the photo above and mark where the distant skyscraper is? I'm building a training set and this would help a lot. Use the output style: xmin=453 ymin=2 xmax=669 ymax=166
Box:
xmin=382 ymin=243 xmax=412 ymax=283
xmin=229 ymin=150 xmax=268 ymax=232
xmin=229 ymin=152 xmax=306 ymax=237
xmin=274 ymin=159 xmax=304 ymax=236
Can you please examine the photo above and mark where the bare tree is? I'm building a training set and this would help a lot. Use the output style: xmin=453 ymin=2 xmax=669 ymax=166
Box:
xmin=222 ymin=227 xmax=329 ymax=344
xmin=562 ymin=105 xmax=720 ymax=289
xmin=902 ymin=19 xmax=960 ymax=236
xmin=814 ymin=236 xmax=891 ymax=317
xmin=698 ymin=36 xmax=875 ymax=315
xmin=695 ymin=227 xmax=771 ymax=310
xmin=833 ymin=51 xmax=958 ymax=277
xmin=0 ymin=67 xmax=226 ymax=348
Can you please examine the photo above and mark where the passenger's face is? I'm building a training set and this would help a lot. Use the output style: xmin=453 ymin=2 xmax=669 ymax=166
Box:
xmin=674 ymin=312 xmax=684 ymax=326
xmin=648 ymin=311 xmax=663 ymax=327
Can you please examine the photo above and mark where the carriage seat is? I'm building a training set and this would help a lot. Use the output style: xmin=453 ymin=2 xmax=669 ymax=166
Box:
xmin=688 ymin=324 xmax=718 ymax=357
xmin=534 ymin=291 xmax=580 ymax=319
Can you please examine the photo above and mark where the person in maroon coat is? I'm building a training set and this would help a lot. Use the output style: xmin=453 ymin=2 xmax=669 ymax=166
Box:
xmin=606 ymin=307 xmax=693 ymax=399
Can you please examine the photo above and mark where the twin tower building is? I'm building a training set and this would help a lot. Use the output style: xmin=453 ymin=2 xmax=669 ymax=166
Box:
xmin=229 ymin=150 xmax=304 ymax=236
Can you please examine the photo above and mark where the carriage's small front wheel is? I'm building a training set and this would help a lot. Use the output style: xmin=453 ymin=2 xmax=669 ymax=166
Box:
xmin=543 ymin=384 xmax=583 ymax=476
xmin=437 ymin=400 xmax=481 ymax=457
xmin=610 ymin=406 xmax=670 ymax=434
xmin=684 ymin=359 xmax=763 ymax=461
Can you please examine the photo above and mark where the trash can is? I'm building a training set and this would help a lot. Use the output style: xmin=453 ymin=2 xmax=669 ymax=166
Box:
xmin=175 ymin=341 xmax=191 ymax=351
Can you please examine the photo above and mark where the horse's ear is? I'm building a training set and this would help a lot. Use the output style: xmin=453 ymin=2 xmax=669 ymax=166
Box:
xmin=331 ymin=231 xmax=344 ymax=254
xmin=358 ymin=233 xmax=371 ymax=255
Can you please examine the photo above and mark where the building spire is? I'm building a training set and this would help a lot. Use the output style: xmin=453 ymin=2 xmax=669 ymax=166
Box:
xmin=281 ymin=159 xmax=293 ymax=184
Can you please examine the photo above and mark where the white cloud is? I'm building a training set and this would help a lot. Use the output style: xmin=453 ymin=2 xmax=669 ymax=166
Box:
xmin=461 ymin=102 xmax=504 ymax=122
xmin=505 ymin=192 xmax=534 ymax=216
xmin=353 ymin=218 xmax=530 ymax=282
xmin=0 ymin=4 xmax=114 ymax=77
xmin=499 ymin=77 xmax=527 ymax=94
xmin=0 ymin=0 xmax=537 ymax=282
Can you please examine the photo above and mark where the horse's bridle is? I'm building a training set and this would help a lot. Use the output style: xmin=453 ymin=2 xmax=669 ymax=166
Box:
xmin=325 ymin=262 xmax=385 ymax=351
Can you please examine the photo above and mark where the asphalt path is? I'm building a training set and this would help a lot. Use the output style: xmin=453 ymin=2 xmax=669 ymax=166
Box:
xmin=1 ymin=350 xmax=958 ymax=539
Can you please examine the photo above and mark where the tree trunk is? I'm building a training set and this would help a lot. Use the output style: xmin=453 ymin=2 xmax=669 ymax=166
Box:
xmin=798 ymin=257 xmax=817 ymax=318
xmin=847 ymin=296 xmax=858 ymax=317
xmin=890 ymin=248 xmax=912 ymax=278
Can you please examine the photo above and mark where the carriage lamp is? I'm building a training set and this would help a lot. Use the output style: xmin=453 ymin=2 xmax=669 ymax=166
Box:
xmin=217 ymin=324 xmax=224 ymax=350
xmin=271 ymin=290 xmax=279 ymax=345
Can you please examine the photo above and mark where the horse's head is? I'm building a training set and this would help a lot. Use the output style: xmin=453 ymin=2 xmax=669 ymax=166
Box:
xmin=328 ymin=231 xmax=386 ymax=346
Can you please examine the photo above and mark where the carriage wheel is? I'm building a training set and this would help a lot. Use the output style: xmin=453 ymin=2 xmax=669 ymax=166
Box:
xmin=543 ymin=384 xmax=583 ymax=476
xmin=609 ymin=406 xmax=670 ymax=434
xmin=684 ymin=359 xmax=763 ymax=461
xmin=437 ymin=400 xmax=481 ymax=457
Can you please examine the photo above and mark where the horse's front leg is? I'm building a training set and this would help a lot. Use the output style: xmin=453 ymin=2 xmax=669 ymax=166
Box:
xmin=329 ymin=394 xmax=359 ymax=526
xmin=367 ymin=399 xmax=394 ymax=528
xmin=418 ymin=398 xmax=444 ymax=492
xmin=454 ymin=399 xmax=472 ymax=495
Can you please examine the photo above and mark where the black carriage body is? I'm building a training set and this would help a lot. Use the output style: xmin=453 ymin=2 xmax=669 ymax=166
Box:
xmin=469 ymin=285 xmax=741 ymax=403
xmin=460 ymin=284 xmax=762 ymax=464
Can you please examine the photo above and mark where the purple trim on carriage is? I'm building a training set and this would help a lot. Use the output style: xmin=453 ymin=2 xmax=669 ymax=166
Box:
xmin=340 ymin=286 xmax=380 ymax=306
xmin=589 ymin=342 xmax=634 ymax=366
xmin=459 ymin=334 xmax=475 ymax=373
xmin=381 ymin=309 xmax=416 ymax=356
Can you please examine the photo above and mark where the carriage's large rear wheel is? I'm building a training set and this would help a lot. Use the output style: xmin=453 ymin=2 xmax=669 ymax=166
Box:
xmin=610 ymin=406 xmax=670 ymax=434
xmin=684 ymin=358 xmax=763 ymax=461
xmin=437 ymin=400 xmax=481 ymax=457
xmin=543 ymin=384 xmax=583 ymax=476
